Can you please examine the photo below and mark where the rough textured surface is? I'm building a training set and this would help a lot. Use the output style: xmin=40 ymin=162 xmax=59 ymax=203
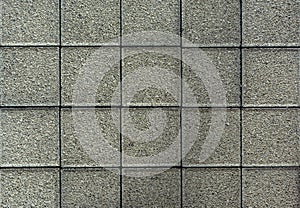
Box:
xmin=243 ymin=49 xmax=299 ymax=106
xmin=182 ymin=0 xmax=240 ymax=46
xmin=0 ymin=109 xmax=59 ymax=166
xmin=122 ymin=168 xmax=181 ymax=207
xmin=62 ymin=168 xmax=120 ymax=207
xmin=242 ymin=109 xmax=299 ymax=166
xmin=122 ymin=108 xmax=180 ymax=166
xmin=122 ymin=47 xmax=181 ymax=106
xmin=122 ymin=0 xmax=180 ymax=45
xmin=0 ymin=48 xmax=59 ymax=106
xmin=0 ymin=169 xmax=59 ymax=207
xmin=183 ymin=168 xmax=240 ymax=207
xmin=183 ymin=48 xmax=240 ymax=106
xmin=1 ymin=0 xmax=59 ymax=45
xmin=243 ymin=168 xmax=300 ymax=208
xmin=183 ymin=109 xmax=240 ymax=166
xmin=61 ymin=47 xmax=120 ymax=106
xmin=62 ymin=108 xmax=120 ymax=167
xmin=243 ymin=0 xmax=300 ymax=46
xmin=62 ymin=0 xmax=120 ymax=45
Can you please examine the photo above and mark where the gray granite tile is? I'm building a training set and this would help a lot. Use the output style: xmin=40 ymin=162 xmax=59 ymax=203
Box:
xmin=0 ymin=108 xmax=59 ymax=166
xmin=62 ymin=168 xmax=120 ymax=207
xmin=61 ymin=47 xmax=120 ymax=106
xmin=122 ymin=108 xmax=180 ymax=167
xmin=1 ymin=0 xmax=59 ymax=45
xmin=183 ymin=48 xmax=240 ymax=107
xmin=243 ymin=49 xmax=299 ymax=106
xmin=182 ymin=109 xmax=240 ymax=166
xmin=122 ymin=47 xmax=181 ymax=106
xmin=62 ymin=108 xmax=120 ymax=167
xmin=182 ymin=0 xmax=240 ymax=46
xmin=243 ymin=168 xmax=300 ymax=208
xmin=62 ymin=0 xmax=120 ymax=45
xmin=122 ymin=0 xmax=180 ymax=46
xmin=0 ymin=169 xmax=59 ymax=207
xmin=242 ymin=109 xmax=299 ymax=166
xmin=183 ymin=168 xmax=241 ymax=208
xmin=243 ymin=0 xmax=300 ymax=46
xmin=122 ymin=168 xmax=181 ymax=208
xmin=0 ymin=47 xmax=59 ymax=106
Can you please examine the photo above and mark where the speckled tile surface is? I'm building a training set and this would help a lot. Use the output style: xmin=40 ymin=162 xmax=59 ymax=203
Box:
xmin=0 ymin=0 xmax=299 ymax=207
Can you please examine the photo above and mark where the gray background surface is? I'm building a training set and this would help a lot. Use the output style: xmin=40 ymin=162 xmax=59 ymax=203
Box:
xmin=0 ymin=0 xmax=299 ymax=207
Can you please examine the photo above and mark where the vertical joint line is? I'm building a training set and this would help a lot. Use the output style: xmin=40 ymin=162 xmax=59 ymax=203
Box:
xmin=239 ymin=0 xmax=243 ymax=208
xmin=58 ymin=0 xmax=62 ymax=207
xmin=179 ymin=0 xmax=183 ymax=208
xmin=119 ymin=0 xmax=123 ymax=207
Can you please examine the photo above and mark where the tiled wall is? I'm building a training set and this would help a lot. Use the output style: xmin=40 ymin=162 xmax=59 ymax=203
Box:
xmin=0 ymin=0 xmax=299 ymax=207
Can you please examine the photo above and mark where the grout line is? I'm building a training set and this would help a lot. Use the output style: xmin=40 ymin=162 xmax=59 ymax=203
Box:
xmin=119 ymin=0 xmax=123 ymax=207
xmin=1 ymin=105 xmax=299 ymax=109
xmin=58 ymin=0 xmax=62 ymax=207
xmin=239 ymin=0 xmax=243 ymax=207
xmin=179 ymin=0 xmax=183 ymax=207
xmin=1 ymin=45 xmax=300 ymax=48
xmin=1 ymin=165 xmax=298 ymax=169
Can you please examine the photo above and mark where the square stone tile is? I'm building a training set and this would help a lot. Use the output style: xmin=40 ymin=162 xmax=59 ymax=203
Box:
xmin=182 ymin=109 xmax=240 ymax=166
xmin=0 ymin=169 xmax=59 ymax=207
xmin=1 ymin=0 xmax=59 ymax=45
xmin=183 ymin=48 xmax=240 ymax=107
xmin=62 ymin=108 xmax=120 ymax=167
xmin=122 ymin=47 xmax=180 ymax=106
xmin=182 ymin=0 xmax=240 ymax=46
xmin=0 ymin=108 xmax=59 ymax=166
xmin=0 ymin=47 xmax=59 ymax=106
xmin=183 ymin=168 xmax=241 ymax=208
xmin=243 ymin=168 xmax=300 ymax=208
xmin=243 ymin=0 xmax=300 ymax=46
xmin=122 ymin=0 xmax=180 ymax=46
xmin=242 ymin=109 xmax=299 ymax=166
xmin=122 ymin=108 xmax=180 ymax=167
xmin=122 ymin=168 xmax=181 ymax=207
xmin=62 ymin=168 xmax=120 ymax=207
xmin=61 ymin=47 xmax=120 ymax=106
xmin=62 ymin=0 xmax=120 ymax=45
xmin=243 ymin=49 xmax=299 ymax=106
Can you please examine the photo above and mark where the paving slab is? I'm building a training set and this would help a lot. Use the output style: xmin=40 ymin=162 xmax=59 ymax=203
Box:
xmin=183 ymin=168 xmax=241 ymax=208
xmin=243 ymin=49 xmax=299 ymax=106
xmin=0 ymin=47 xmax=59 ymax=106
xmin=0 ymin=108 xmax=59 ymax=166
xmin=122 ymin=168 xmax=181 ymax=208
xmin=242 ymin=109 xmax=299 ymax=166
xmin=1 ymin=0 xmax=59 ymax=45
xmin=243 ymin=168 xmax=300 ymax=208
xmin=0 ymin=169 xmax=59 ymax=207
xmin=62 ymin=168 xmax=120 ymax=207
xmin=62 ymin=0 xmax=120 ymax=45
xmin=182 ymin=0 xmax=240 ymax=46
xmin=243 ymin=0 xmax=300 ymax=46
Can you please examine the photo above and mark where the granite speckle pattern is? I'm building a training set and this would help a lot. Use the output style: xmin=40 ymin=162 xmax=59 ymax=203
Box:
xmin=122 ymin=168 xmax=181 ymax=207
xmin=183 ymin=168 xmax=241 ymax=207
xmin=0 ymin=108 xmax=59 ymax=166
xmin=242 ymin=109 xmax=299 ymax=166
xmin=243 ymin=0 xmax=300 ymax=46
xmin=0 ymin=47 xmax=59 ymax=106
xmin=62 ymin=0 xmax=120 ymax=45
xmin=182 ymin=0 xmax=240 ymax=46
xmin=62 ymin=168 xmax=120 ymax=207
xmin=243 ymin=168 xmax=300 ymax=208
xmin=0 ymin=169 xmax=59 ymax=207
xmin=1 ymin=0 xmax=299 ymax=207
xmin=1 ymin=0 xmax=59 ymax=45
